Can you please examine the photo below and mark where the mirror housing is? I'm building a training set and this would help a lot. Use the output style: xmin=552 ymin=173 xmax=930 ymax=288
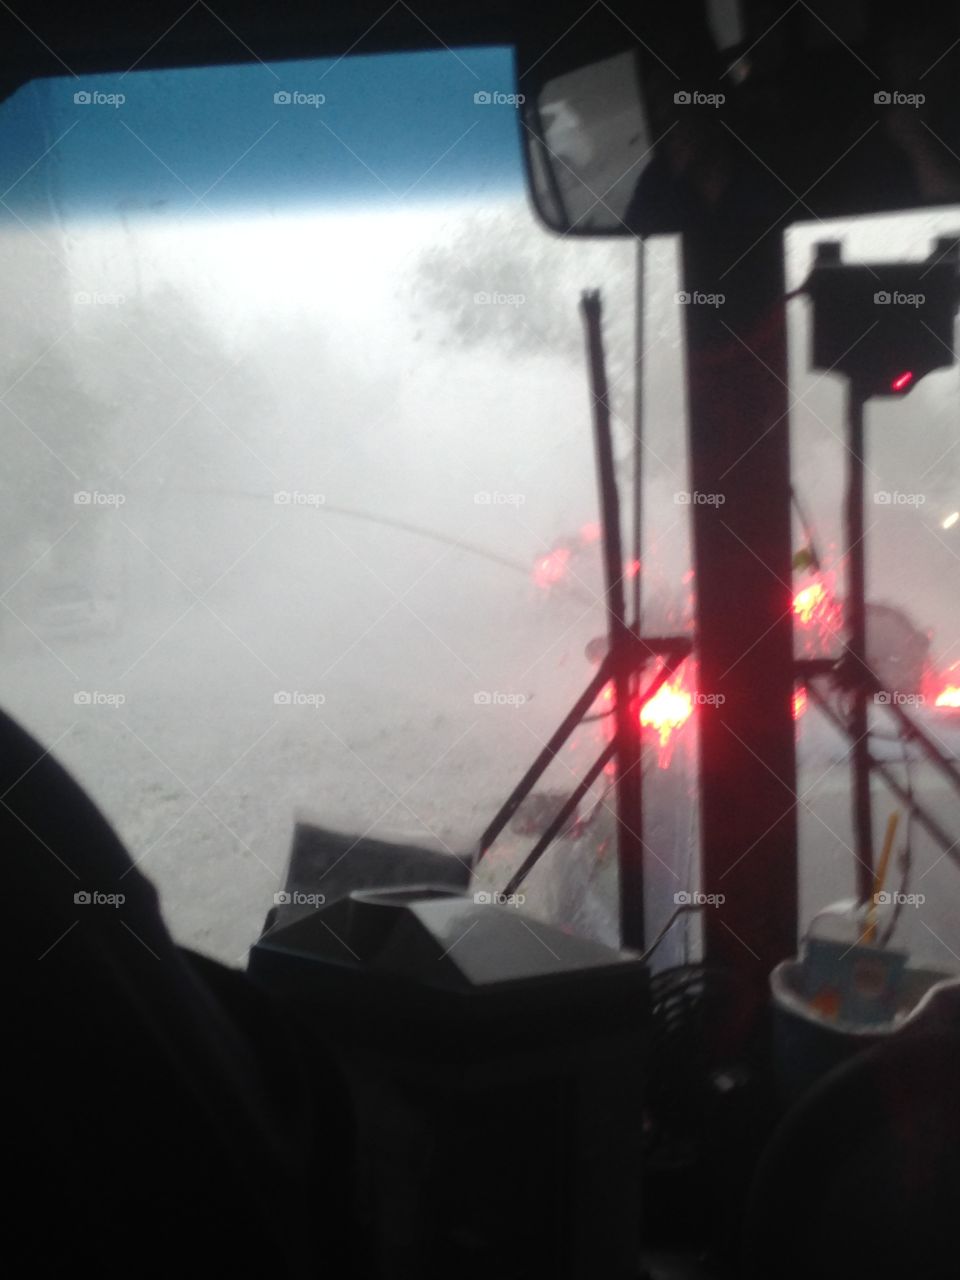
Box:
xmin=518 ymin=1 xmax=960 ymax=238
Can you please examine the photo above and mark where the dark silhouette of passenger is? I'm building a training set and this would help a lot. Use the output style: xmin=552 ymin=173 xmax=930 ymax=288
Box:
xmin=2 ymin=706 xmax=363 ymax=1277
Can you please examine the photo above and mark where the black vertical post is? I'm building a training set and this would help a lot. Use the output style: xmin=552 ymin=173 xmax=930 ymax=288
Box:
xmin=682 ymin=227 xmax=798 ymax=1034
xmin=614 ymin=1 xmax=801 ymax=999
xmin=581 ymin=291 xmax=645 ymax=951
xmin=845 ymin=388 xmax=875 ymax=902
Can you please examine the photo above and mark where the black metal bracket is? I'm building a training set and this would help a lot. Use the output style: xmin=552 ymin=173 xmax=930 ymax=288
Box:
xmin=802 ymin=676 xmax=959 ymax=870
xmin=494 ymin=645 xmax=692 ymax=898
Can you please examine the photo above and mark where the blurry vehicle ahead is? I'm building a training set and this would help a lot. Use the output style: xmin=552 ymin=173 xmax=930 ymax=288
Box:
xmin=35 ymin=583 xmax=120 ymax=640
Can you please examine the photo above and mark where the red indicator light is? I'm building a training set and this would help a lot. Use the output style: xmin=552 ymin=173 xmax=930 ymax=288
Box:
xmin=890 ymin=371 xmax=914 ymax=392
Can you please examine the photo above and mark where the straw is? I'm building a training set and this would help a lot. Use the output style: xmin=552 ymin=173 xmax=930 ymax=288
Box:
xmin=864 ymin=811 xmax=900 ymax=944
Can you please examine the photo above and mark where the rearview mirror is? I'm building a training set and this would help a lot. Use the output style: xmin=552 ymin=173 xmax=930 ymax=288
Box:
xmin=518 ymin=1 xmax=960 ymax=237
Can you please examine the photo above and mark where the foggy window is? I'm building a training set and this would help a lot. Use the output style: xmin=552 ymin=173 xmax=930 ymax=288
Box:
xmin=787 ymin=210 xmax=960 ymax=972
xmin=0 ymin=48 xmax=642 ymax=961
